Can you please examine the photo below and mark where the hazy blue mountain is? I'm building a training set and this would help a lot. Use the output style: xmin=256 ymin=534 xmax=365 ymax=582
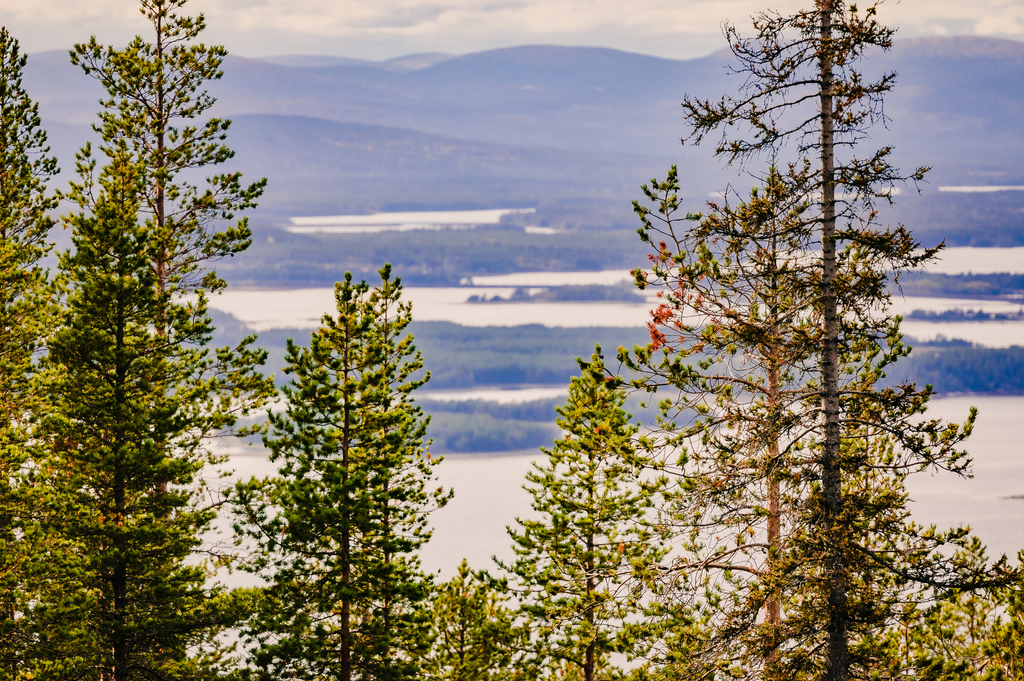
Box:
xmin=225 ymin=114 xmax=677 ymax=216
xmin=258 ymin=52 xmax=455 ymax=72
xmin=27 ymin=37 xmax=1024 ymax=160
xmin=23 ymin=37 xmax=1024 ymax=244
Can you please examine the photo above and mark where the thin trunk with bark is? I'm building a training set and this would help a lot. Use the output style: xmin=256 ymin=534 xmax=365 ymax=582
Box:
xmin=817 ymin=2 xmax=849 ymax=679
xmin=341 ymin=356 xmax=352 ymax=681
xmin=111 ymin=304 xmax=128 ymax=681
xmin=153 ymin=9 xmax=168 ymax=311
xmin=766 ymin=365 xmax=782 ymax=625
xmin=585 ymin=542 xmax=595 ymax=681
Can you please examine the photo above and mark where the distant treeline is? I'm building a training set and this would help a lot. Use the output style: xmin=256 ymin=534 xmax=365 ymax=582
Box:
xmin=890 ymin=345 xmax=1024 ymax=394
xmin=220 ymin=225 xmax=648 ymax=287
xmin=421 ymin=395 xmax=658 ymax=453
xmin=895 ymin=272 xmax=1024 ymax=298
xmin=427 ymin=412 xmax=559 ymax=453
xmin=467 ymin=284 xmax=645 ymax=304
xmin=215 ymin=313 xmax=1024 ymax=398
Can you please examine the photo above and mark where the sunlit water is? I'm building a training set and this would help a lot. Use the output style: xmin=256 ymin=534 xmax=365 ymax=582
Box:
xmin=209 ymin=286 xmax=654 ymax=330
xmin=209 ymin=286 xmax=1024 ymax=347
xmin=922 ymin=247 xmax=1024 ymax=275
xmin=901 ymin=321 xmax=1024 ymax=347
xmin=287 ymin=208 xmax=536 ymax=235
xmin=888 ymin=296 xmax=1024 ymax=316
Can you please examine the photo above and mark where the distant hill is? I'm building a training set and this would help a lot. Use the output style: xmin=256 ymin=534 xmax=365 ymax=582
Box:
xmin=225 ymin=114 xmax=675 ymax=216
xmin=22 ymin=37 xmax=1024 ymax=243
xmin=257 ymin=53 xmax=455 ymax=72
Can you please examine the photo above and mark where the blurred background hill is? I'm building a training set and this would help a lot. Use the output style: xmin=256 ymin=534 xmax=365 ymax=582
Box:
xmin=23 ymin=36 xmax=1024 ymax=247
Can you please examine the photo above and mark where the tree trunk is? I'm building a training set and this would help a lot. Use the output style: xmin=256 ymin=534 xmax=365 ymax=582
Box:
xmin=584 ymin=452 xmax=595 ymax=681
xmin=817 ymin=2 xmax=849 ymax=680
xmin=112 ymin=308 xmax=129 ymax=681
xmin=153 ymin=8 xmax=170 ymax=497
xmin=766 ymin=364 xmax=782 ymax=637
xmin=341 ymin=390 xmax=352 ymax=681
xmin=153 ymin=4 xmax=168 ymax=320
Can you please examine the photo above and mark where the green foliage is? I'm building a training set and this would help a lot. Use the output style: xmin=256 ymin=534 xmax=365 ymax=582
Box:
xmin=422 ymin=560 xmax=527 ymax=681
xmin=871 ymin=540 xmax=1024 ymax=680
xmin=623 ymin=162 xmax=1010 ymax=676
xmin=22 ymin=2 xmax=274 ymax=673
xmin=0 ymin=27 xmax=59 ymax=677
xmin=70 ymin=0 xmax=266 ymax=298
xmin=235 ymin=267 xmax=450 ymax=681
xmin=39 ymin=144 xmax=271 ymax=679
xmin=502 ymin=356 xmax=668 ymax=681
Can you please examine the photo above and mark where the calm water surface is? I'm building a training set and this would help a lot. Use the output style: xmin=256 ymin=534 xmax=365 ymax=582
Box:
xmin=210 ymin=272 xmax=1024 ymax=344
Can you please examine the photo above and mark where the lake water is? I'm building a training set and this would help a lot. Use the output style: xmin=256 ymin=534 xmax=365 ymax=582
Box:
xmin=210 ymin=286 xmax=654 ymax=330
xmin=924 ymin=247 xmax=1024 ymax=275
xmin=209 ymin=286 xmax=1024 ymax=347
xmin=218 ymin=394 xmax=1024 ymax=581
xmin=287 ymin=208 xmax=536 ymax=235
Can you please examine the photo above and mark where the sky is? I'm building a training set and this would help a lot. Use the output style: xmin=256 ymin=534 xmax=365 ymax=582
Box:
xmin=1 ymin=0 xmax=1022 ymax=62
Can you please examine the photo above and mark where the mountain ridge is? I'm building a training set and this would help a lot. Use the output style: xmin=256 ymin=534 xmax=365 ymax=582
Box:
xmin=22 ymin=36 xmax=1024 ymax=242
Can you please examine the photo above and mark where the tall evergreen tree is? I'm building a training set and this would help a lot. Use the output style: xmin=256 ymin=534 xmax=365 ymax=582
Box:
xmin=29 ymin=1 xmax=274 ymax=673
xmin=502 ymin=356 xmax=667 ymax=681
xmin=0 ymin=27 xmax=59 ymax=677
xmin=40 ymin=142 xmax=271 ymax=679
xmin=616 ymin=3 xmax=1015 ymax=674
xmin=234 ymin=267 xmax=450 ymax=681
xmin=70 ymin=0 xmax=265 ymax=308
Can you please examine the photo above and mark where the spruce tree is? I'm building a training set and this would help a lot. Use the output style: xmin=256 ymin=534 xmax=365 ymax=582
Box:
xmin=502 ymin=356 xmax=667 ymax=681
xmin=40 ymin=142 xmax=271 ymax=679
xmin=616 ymin=3 xmax=1016 ymax=672
xmin=234 ymin=267 xmax=450 ymax=681
xmin=0 ymin=27 xmax=59 ymax=676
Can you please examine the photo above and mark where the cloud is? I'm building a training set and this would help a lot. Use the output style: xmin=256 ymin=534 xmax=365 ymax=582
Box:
xmin=1 ymin=0 xmax=1021 ymax=60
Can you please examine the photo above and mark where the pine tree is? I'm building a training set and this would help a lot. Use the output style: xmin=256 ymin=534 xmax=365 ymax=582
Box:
xmin=616 ymin=3 xmax=1016 ymax=671
xmin=234 ymin=267 xmax=450 ymax=681
xmin=0 ymin=27 xmax=59 ymax=676
xmin=625 ymin=166 xmax=823 ymax=679
xmin=422 ymin=560 xmax=526 ymax=681
xmin=39 ymin=142 xmax=271 ymax=679
xmin=502 ymin=356 xmax=667 ymax=681
xmin=70 ymin=0 xmax=265 ymax=308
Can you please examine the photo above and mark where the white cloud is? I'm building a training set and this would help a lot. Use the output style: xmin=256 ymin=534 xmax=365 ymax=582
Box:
xmin=1 ymin=0 xmax=1021 ymax=60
